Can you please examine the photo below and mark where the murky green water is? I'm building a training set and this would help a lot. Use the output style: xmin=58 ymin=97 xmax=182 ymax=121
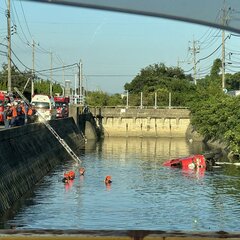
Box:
xmin=2 ymin=137 xmax=240 ymax=231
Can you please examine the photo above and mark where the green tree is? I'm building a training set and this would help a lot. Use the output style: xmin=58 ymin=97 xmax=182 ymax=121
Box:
xmin=210 ymin=58 xmax=222 ymax=78
xmin=0 ymin=64 xmax=32 ymax=94
xmin=86 ymin=91 xmax=109 ymax=106
xmin=188 ymin=63 xmax=240 ymax=153
xmin=34 ymin=80 xmax=62 ymax=96
xmin=124 ymin=63 xmax=195 ymax=106
xmin=107 ymin=93 xmax=123 ymax=106
xmin=226 ymin=72 xmax=240 ymax=90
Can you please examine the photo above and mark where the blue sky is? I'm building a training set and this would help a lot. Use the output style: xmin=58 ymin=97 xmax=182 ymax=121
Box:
xmin=1 ymin=0 xmax=240 ymax=93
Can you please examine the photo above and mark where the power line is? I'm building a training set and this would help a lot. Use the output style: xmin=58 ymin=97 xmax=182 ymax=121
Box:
xmin=11 ymin=39 xmax=30 ymax=53
xmin=194 ymin=33 xmax=240 ymax=78
xmin=183 ymin=66 xmax=194 ymax=73
xmin=199 ymin=29 xmax=221 ymax=49
xmin=18 ymin=0 xmax=32 ymax=38
xmin=199 ymin=30 xmax=221 ymax=50
xmin=198 ymin=65 xmax=212 ymax=72
xmin=0 ymin=42 xmax=77 ymax=72
xmin=196 ymin=10 xmax=221 ymax=43
xmin=10 ymin=59 xmax=65 ymax=90
xmin=11 ymin=0 xmax=29 ymax=43
xmin=0 ymin=50 xmax=7 ymax=56
xmin=36 ymin=63 xmax=78 ymax=73
xmin=10 ymin=58 xmax=31 ymax=76
xmin=196 ymin=37 xmax=229 ymax=64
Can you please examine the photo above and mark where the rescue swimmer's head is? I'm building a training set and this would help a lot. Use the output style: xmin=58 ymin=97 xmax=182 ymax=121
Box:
xmin=105 ymin=175 xmax=112 ymax=184
xmin=79 ymin=167 xmax=85 ymax=176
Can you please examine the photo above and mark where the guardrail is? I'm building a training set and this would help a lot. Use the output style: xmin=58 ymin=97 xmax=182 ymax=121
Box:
xmin=88 ymin=107 xmax=190 ymax=119
xmin=87 ymin=105 xmax=189 ymax=109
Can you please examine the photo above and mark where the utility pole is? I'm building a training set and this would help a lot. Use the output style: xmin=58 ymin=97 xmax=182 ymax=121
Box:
xmin=31 ymin=39 xmax=35 ymax=97
xmin=7 ymin=0 xmax=11 ymax=93
xmin=140 ymin=92 xmax=143 ymax=109
xmin=50 ymin=51 xmax=53 ymax=96
xmin=62 ymin=61 xmax=65 ymax=83
xmin=81 ymin=61 xmax=83 ymax=98
xmin=154 ymin=92 xmax=157 ymax=109
xmin=221 ymin=0 xmax=230 ymax=90
xmin=222 ymin=26 xmax=225 ymax=90
xmin=62 ymin=61 xmax=65 ymax=96
xmin=169 ymin=92 xmax=171 ymax=109
xmin=78 ymin=62 xmax=80 ymax=96
xmin=77 ymin=60 xmax=83 ymax=104
xmin=74 ymin=73 xmax=78 ymax=104
xmin=221 ymin=0 xmax=226 ymax=90
xmin=79 ymin=60 xmax=83 ymax=98
xmin=189 ymin=39 xmax=200 ymax=85
xmin=221 ymin=0 xmax=234 ymax=90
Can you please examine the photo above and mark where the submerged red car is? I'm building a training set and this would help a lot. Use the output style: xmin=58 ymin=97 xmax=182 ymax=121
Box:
xmin=163 ymin=154 xmax=206 ymax=170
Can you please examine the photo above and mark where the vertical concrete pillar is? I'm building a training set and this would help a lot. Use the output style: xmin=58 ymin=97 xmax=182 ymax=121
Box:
xmin=69 ymin=105 xmax=78 ymax=125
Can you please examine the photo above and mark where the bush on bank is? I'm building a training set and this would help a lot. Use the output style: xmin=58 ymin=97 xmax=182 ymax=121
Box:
xmin=188 ymin=66 xmax=240 ymax=154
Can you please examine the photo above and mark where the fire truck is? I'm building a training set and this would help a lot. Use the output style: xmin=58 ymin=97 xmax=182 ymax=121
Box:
xmin=54 ymin=96 xmax=69 ymax=118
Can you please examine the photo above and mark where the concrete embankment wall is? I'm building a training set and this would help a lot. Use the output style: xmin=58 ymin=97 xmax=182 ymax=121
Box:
xmin=90 ymin=107 xmax=191 ymax=138
xmin=69 ymin=105 xmax=99 ymax=140
xmin=0 ymin=117 xmax=84 ymax=216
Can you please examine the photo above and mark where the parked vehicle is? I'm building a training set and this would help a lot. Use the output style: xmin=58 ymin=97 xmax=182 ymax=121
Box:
xmin=31 ymin=94 xmax=56 ymax=121
xmin=54 ymin=96 xmax=69 ymax=118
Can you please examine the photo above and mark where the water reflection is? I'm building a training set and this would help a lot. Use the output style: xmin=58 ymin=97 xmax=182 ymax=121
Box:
xmin=64 ymin=180 xmax=74 ymax=192
xmin=1 ymin=137 xmax=240 ymax=232
xmin=181 ymin=168 xmax=206 ymax=179
xmin=94 ymin=137 xmax=208 ymax=161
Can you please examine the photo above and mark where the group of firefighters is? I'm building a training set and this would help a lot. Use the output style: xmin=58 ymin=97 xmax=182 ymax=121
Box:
xmin=3 ymin=100 xmax=37 ymax=128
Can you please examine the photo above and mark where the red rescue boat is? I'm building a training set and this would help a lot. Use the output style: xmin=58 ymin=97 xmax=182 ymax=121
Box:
xmin=163 ymin=154 xmax=206 ymax=170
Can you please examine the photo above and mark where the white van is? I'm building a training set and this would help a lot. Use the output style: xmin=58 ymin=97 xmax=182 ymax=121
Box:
xmin=31 ymin=94 xmax=57 ymax=121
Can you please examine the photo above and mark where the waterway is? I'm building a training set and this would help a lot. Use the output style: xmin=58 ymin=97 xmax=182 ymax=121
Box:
xmin=1 ymin=137 xmax=240 ymax=232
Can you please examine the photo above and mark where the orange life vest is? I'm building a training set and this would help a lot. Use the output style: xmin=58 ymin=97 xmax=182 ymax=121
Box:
xmin=27 ymin=108 xmax=33 ymax=116
xmin=11 ymin=107 xmax=17 ymax=118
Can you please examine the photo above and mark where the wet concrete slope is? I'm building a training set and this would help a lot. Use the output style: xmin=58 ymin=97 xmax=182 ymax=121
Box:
xmin=0 ymin=117 xmax=84 ymax=215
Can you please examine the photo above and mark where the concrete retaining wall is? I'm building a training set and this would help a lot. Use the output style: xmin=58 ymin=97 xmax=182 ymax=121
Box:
xmin=101 ymin=117 xmax=189 ymax=137
xmin=0 ymin=117 xmax=84 ymax=216
xmin=90 ymin=107 xmax=191 ymax=137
